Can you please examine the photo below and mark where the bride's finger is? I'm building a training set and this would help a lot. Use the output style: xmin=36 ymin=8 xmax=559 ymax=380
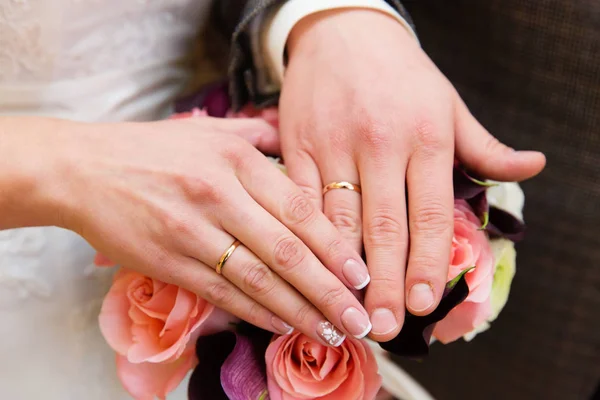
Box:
xmin=187 ymin=117 xmax=281 ymax=155
xmin=222 ymin=177 xmax=372 ymax=340
xmin=163 ymin=255 xmax=294 ymax=336
xmin=206 ymin=231 xmax=348 ymax=346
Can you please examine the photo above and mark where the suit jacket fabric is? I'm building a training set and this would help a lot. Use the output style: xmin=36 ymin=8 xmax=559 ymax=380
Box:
xmin=219 ymin=1 xmax=600 ymax=399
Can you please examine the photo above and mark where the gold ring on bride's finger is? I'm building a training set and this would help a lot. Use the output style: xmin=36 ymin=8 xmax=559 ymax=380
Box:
xmin=323 ymin=181 xmax=362 ymax=195
xmin=216 ymin=240 xmax=241 ymax=275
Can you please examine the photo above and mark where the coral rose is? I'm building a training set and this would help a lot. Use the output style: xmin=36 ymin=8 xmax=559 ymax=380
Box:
xmin=433 ymin=200 xmax=495 ymax=343
xmin=99 ymin=268 xmax=234 ymax=399
xmin=265 ymin=332 xmax=381 ymax=400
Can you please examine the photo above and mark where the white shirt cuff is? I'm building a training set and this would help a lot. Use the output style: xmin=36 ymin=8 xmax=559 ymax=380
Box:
xmin=262 ymin=0 xmax=418 ymax=85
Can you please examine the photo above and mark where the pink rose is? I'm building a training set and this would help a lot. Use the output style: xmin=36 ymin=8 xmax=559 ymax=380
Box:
xmin=265 ymin=332 xmax=382 ymax=400
xmin=227 ymin=104 xmax=279 ymax=129
xmin=99 ymin=268 xmax=234 ymax=399
xmin=433 ymin=200 xmax=495 ymax=343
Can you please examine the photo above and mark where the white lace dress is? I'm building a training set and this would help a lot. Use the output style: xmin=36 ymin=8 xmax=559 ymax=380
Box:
xmin=0 ymin=1 xmax=211 ymax=398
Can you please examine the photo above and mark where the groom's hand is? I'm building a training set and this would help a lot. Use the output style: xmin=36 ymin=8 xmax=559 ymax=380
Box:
xmin=279 ymin=9 xmax=545 ymax=341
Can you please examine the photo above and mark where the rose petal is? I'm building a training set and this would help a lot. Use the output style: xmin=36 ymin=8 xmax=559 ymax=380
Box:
xmin=98 ymin=270 xmax=139 ymax=355
xmin=433 ymin=299 xmax=493 ymax=343
xmin=116 ymin=347 xmax=197 ymax=400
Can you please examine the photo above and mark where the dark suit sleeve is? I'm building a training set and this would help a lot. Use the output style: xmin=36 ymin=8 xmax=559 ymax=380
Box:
xmin=217 ymin=0 xmax=415 ymax=110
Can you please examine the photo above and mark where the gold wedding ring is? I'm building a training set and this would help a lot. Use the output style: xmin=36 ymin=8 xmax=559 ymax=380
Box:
xmin=215 ymin=239 xmax=241 ymax=275
xmin=323 ymin=181 xmax=362 ymax=195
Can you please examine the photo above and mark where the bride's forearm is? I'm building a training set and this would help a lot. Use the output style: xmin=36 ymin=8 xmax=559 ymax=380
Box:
xmin=0 ymin=116 xmax=75 ymax=230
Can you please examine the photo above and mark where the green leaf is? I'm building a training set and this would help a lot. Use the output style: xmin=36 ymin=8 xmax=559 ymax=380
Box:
xmin=467 ymin=176 xmax=498 ymax=187
xmin=257 ymin=390 xmax=269 ymax=400
xmin=478 ymin=211 xmax=490 ymax=230
xmin=447 ymin=266 xmax=475 ymax=290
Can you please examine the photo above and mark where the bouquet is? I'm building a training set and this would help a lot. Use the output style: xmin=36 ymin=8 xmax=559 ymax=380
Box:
xmin=95 ymin=82 xmax=526 ymax=400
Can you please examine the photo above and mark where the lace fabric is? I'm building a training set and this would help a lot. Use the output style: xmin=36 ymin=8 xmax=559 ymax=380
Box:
xmin=0 ymin=1 xmax=209 ymax=398
xmin=0 ymin=0 xmax=210 ymax=83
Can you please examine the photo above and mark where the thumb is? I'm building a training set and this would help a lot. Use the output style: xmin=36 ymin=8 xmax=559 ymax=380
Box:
xmin=454 ymin=100 xmax=546 ymax=181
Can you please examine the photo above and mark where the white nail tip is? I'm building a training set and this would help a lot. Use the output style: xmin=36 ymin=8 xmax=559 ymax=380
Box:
xmin=353 ymin=274 xmax=371 ymax=290
xmin=353 ymin=322 xmax=372 ymax=339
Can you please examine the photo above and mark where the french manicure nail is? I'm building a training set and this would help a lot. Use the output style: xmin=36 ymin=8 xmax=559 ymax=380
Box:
xmin=317 ymin=321 xmax=346 ymax=347
xmin=341 ymin=307 xmax=372 ymax=339
xmin=271 ymin=316 xmax=294 ymax=335
xmin=408 ymin=283 xmax=435 ymax=312
xmin=342 ymin=259 xmax=371 ymax=290
xmin=370 ymin=308 xmax=399 ymax=336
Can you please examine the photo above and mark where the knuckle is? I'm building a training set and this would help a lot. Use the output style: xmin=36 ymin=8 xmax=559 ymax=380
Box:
xmin=245 ymin=302 xmax=265 ymax=325
xmin=283 ymin=193 xmax=317 ymax=226
xmin=292 ymin=303 xmax=313 ymax=326
xmin=205 ymin=281 xmax=236 ymax=306
xmin=273 ymin=236 xmax=306 ymax=273
xmin=409 ymin=253 xmax=445 ymax=275
xmin=411 ymin=203 xmax=453 ymax=235
xmin=365 ymin=210 xmax=406 ymax=245
xmin=296 ymin=182 xmax=321 ymax=203
xmin=174 ymin=174 xmax=222 ymax=203
xmin=243 ymin=261 xmax=276 ymax=296
xmin=412 ymin=118 xmax=449 ymax=152
xmin=162 ymin=215 xmax=194 ymax=238
xmin=219 ymin=136 xmax=251 ymax=169
xmin=359 ymin=123 xmax=394 ymax=153
xmin=328 ymin=204 xmax=361 ymax=236
xmin=318 ymin=285 xmax=347 ymax=309
xmin=370 ymin=269 xmax=402 ymax=289
xmin=324 ymin=238 xmax=345 ymax=262
xmin=484 ymin=134 xmax=512 ymax=155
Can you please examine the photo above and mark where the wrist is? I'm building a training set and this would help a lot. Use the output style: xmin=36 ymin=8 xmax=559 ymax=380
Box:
xmin=287 ymin=8 xmax=415 ymax=60
xmin=0 ymin=117 xmax=79 ymax=229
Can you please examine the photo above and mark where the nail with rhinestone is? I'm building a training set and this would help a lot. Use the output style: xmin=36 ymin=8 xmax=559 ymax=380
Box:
xmin=317 ymin=321 xmax=346 ymax=347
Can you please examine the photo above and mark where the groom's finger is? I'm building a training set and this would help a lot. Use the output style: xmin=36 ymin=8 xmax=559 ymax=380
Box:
xmin=281 ymin=148 xmax=323 ymax=210
xmin=454 ymin=99 xmax=545 ymax=181
xmin=320 ymin=152 xmax=364 ymax=257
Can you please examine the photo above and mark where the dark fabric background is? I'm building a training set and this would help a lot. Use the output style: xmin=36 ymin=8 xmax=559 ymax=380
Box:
xmin=395 ymin=1 xmax=600 ymax=399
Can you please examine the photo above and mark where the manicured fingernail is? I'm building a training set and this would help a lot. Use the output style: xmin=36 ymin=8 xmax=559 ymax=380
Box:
xmin=271 ymin=316 xmax=294 ymax=335
xmin=341 ymin=307 xmax=372 ymax=339
xmin=317 ymin=321 xmax=346 ymax=347
xmin=370 ymin=308 xmax=398 ymax=336
xmin=408 ymin=283 xmax=435 ymax=312
xmin=342 ymin=259 xmax=371 ymax=290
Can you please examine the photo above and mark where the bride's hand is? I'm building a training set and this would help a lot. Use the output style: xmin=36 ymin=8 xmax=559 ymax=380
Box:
xmin=19 ymin=117 xmax=374 ymax=345
xmin=280 ymin=9 xmax=546 ymax=341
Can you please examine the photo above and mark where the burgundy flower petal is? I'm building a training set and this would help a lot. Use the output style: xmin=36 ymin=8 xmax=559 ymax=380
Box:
xmin=486 ymin=206 xmax=526 ymax=242
xmin=453 ymin=167 xmax=494 ymax=200
xmin=188 ymin=332 xmax=235 ymax=400
xmin=189 ymin=324 xmax=272 ymax=400
xmin=467 ymin=191 xmax=489 ymax=227
xmin=220 ymin=331 xmax=271 ymax=400
xmin=174 ymin=81 xmax=230 ymax=118
xmin=379 ymin=268 xmax=471 ymax=358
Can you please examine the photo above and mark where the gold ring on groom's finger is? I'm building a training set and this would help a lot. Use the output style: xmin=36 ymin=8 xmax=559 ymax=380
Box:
xmin=323 ymin=181 xmax=362 ymax=195
xmin=216 ymin=239 xmax=241 ymax=275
